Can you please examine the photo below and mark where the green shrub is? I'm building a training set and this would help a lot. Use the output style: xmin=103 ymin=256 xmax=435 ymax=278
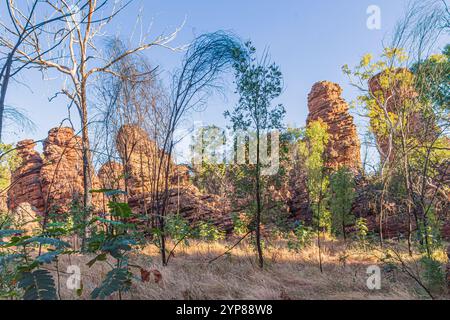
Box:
xmin=232 ymin=213 xmax=250 ymax=236
xmin=165 ymin=214 xmax=193 ymax=244
xmin=420 ymin=256 xmax=446 ymax=294
xmin=355 ymin=217 xmax=369 ymax=249
xmin=196 ymin=221 xmax=225 ymax=242
xmin=287 ymin=222 xmax=313 ymax=252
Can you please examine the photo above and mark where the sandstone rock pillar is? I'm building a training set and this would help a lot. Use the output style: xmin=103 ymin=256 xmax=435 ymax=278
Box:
xmin=307 ymin=81 xmax=362 ymax=172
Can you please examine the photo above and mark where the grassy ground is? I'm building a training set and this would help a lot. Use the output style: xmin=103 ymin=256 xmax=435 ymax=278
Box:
xmin=52 ymin=238 xmax=449 ymax=300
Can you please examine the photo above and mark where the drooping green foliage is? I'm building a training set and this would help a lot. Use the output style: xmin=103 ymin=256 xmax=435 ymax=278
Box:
xmin=85 ymin=193 xmax=139 ymax=299
xmin=0 ymin=186 xmax=153 ymax=300
xmin=0 ymin=229 xmax=71 ymax=300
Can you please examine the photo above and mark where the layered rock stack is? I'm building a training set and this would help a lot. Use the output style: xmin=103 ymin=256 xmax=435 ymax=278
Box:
xmin=116 ymin=125 xmax=171 ymax=197
xmin=128 ymin=184 xmax=234 ymax=233
xmin=8 ymin=128 xmax=103 ymax=216
xmin=39 ymin=127 xmax=86 ymax=214
xmin=115 ymin=126 xmax=231 ymax=230
xmin=97 ymin=161 xmax=125 ymax=192
xmin=7 ymin=140 xmax=45 ymax=215
xmin=7 ymin=125 xmax=233 ymax=231
xmin=307 ymin=81 xmax=362 ymax=172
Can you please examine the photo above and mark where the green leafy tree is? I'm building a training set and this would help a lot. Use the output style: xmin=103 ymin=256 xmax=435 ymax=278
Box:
xmin=225 ymin=42 xmax=285 ymax=269
xmin=190 ymin=125 xmax=228 ymax=195
xmin=84 ymin=189 xmax=149 ymax=299
xmin=0 ymin=229 xmax=70 ymax=300
xmin=298 ymin=119 xmax=330 ymax=272
xmin=344 ymin=46 xmax=450 ymax=256
xmin=412 ymin=44 xmax=449 ymax=116
xmin=329 ymin=167 xmax=356 ymax=240
xmin=165 ymin=214 xmax=193 ymax=245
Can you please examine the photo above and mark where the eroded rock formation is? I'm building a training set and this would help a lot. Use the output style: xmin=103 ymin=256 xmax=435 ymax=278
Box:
xmin=115 ymin=126 xmax=232 ymax=230
xmin=98 ymin=161 xmax=125 ymax=192
xmin=129 ymin=184 xmax=234 ymax=233
xmin=365 ymin=70 xmax=449 ymax=239
xmin=307 ymin=81 xmax=362 ymax=172
xmin=7 ymin=140 xmax=45 ymax=215
xmin=7 ymin=125 xmax=230 ymax=231
xmin=9 ymin=79 xmax=445 ymax=239
xmin=8 ymin=128 xmax=102 ymax=216
xmin=40 ymin=127 xmax=86 ymax=214
xmin=116 ymin=125 xmax=171 ymax=197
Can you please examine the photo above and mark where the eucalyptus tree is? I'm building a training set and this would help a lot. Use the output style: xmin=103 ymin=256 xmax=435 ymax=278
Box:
xmin=298 ymin=120 xmax=330 ymax=273
xmin=225 ymin=42 xmax=285 ymax=269
xmin=343 ymin=0 xmax=449 ymax=255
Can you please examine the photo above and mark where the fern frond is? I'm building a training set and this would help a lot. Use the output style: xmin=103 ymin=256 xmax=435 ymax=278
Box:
xmin=18 ymin=270 xmax=57 ymax=300
xmin=91 ymin=268 xmax=131 ymax=300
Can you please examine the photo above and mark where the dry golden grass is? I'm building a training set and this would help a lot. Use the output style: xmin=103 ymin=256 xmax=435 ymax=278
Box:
xmin=50 ymin=238 xmax=449 ymax=300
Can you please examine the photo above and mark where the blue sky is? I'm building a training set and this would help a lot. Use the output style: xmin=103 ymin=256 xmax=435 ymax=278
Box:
xmin=3 ymin=0 xmax=445 ymax=163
